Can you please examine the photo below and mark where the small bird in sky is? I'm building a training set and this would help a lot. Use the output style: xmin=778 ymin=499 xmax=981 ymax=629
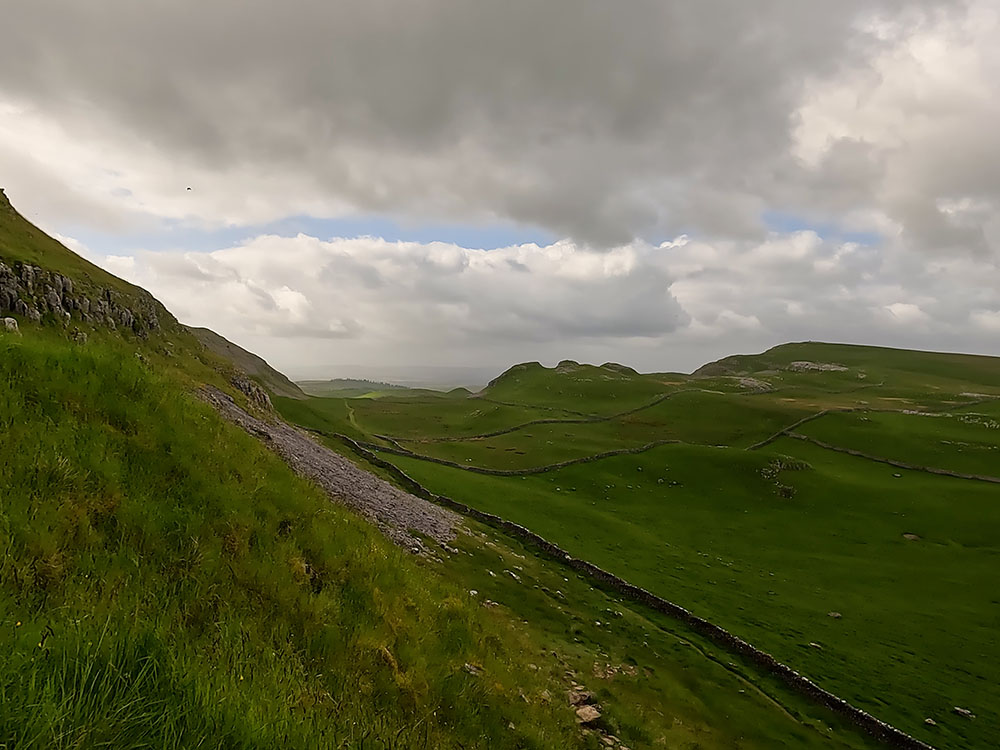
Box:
xmin=186 ymin=186 xmax=193 ymax=191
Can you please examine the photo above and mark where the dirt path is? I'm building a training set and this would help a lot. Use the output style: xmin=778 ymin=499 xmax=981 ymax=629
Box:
xmin=201 ymin=386 xmax=460 ymax=552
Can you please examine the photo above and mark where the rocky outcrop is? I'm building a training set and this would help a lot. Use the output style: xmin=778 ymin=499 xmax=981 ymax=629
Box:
xmin=0 ymin=259 xmax=161 ymax=336
xmin=231 ymin=374 xmax=273 ymax=411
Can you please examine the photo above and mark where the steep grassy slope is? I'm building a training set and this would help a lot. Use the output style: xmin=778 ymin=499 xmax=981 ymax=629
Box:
xmin=0 ymin=331 xmax=581 ymax=749
xmin=0 ymin=193 xmax=588 ymax=748
xmin=187 ymin=325 xmax=306 ymax=399
xmin=0 ymin=189 xmax=139 ymax=297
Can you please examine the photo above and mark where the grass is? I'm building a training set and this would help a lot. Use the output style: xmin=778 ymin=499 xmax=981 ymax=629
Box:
xmin=385 ymin=441 xmax=999 ymax=750
xmin=275 ymin=341 xmax=1000 ymax=750
xmin=797 ymin=410 xmax=1000 ymax=477
xmin=0 ymin=331 xmax=581 ymax=749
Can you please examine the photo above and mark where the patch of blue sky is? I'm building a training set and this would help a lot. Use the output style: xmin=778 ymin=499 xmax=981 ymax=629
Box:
xmin=63 ymin=214 xmax=559 ymax=255
xmin=762 ymin=210 xmax=881 ymax=245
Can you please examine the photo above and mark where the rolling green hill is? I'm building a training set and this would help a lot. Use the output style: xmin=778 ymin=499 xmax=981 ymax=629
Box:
xmin=279 ymin=343 xmax=1000 ymax=750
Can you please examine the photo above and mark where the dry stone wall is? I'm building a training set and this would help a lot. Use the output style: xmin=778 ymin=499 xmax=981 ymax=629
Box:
xmin=332 ymin=431 xmax=936 ymax=750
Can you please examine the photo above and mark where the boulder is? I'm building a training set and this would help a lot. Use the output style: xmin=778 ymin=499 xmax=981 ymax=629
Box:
xmin=2 ymin=317 xmax=18 ymax=334
xmin=575 ymin=705 xmax=601 ymax=724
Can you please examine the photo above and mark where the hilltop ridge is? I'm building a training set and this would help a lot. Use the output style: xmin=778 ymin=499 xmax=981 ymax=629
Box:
xmin=187 ymin=326 xmax=306 ymax=399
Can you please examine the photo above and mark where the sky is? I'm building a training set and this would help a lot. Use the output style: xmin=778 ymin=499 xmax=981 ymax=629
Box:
xmin=1 ymin=0 xmax=999 ymax=381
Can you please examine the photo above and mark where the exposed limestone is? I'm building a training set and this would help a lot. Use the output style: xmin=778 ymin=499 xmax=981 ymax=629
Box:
xmin=0 ymin=259 xmax=161 ymax=336
xmin=737 ymin=376 xmax=772 ymax=392
xmin=2 ymin=317 xmax=18 ymax=334
xmin=231 ymin=374 xmax=273 ymax=411
xmin=787 ymin=361 xmax=849 ymax=372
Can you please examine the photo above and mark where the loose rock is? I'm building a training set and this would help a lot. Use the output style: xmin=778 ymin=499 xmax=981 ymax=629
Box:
xmin=575 ymin=705 xmax=601 ymax=724
xmin=201 ymin=386 xmax=459 ymax=552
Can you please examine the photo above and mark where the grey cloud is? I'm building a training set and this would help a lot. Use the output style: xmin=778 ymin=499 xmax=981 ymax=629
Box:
xmin=0 ymin=0 xmax=973 ymax=246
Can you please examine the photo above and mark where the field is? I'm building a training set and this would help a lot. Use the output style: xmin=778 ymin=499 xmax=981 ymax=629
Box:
xmin=279 ymin=344 xmax=1000 ymax=750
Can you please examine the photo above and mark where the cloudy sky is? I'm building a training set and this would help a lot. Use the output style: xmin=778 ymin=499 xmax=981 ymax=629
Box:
xmin=2 ymin=1 xmax=999 ymax=380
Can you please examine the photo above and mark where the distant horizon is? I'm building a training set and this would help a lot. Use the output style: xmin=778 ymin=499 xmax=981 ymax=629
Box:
xmin=277 ymin=338 xmax=1000 ymax=391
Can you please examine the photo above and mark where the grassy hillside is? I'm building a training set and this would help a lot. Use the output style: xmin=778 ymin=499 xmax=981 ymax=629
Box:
xmin=0 ymin=193 xmax=585 ymax=748
xmin=278 ymin=343 xmax=1000 ymax=749
xmin=187 ymin=326 xmax=306 ymax=399
xmin=0 ymin=330 xmax=581 ymax=749
xmin=0 ymin=189 xmax=141 ymax=298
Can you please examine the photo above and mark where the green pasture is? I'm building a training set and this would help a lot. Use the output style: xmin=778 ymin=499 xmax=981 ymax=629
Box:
xmin=797 ymin=409 xmax=1000 ymax=477
xmin=385 ymin=440 xmax=998 ymax=750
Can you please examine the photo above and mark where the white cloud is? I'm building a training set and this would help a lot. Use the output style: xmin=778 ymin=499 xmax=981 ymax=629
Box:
xmin=971 ymin=309 xmax=1000 ymax=331
xmin=69 ymin=226 xmax=1000 ymax=375
xmin=884 ymin=302 xmax=929 ymax=324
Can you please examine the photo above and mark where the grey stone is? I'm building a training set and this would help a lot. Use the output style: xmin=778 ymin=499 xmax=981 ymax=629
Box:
xmin=201 ymin=385 xmax=459 ymax=552
xmin=45 ymin=287 xmax=63 ymax=313
xmin=2 ymin=317 xmax=18 ymax=334
xmin=19 ymin=264 xmax=36 ymax=291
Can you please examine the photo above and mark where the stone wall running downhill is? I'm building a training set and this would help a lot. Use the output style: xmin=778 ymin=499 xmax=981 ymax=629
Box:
xmin=357 ymin=438 xmax=682 ymax=476
xmin=330 ymin=431 xmax=936 ymax=750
